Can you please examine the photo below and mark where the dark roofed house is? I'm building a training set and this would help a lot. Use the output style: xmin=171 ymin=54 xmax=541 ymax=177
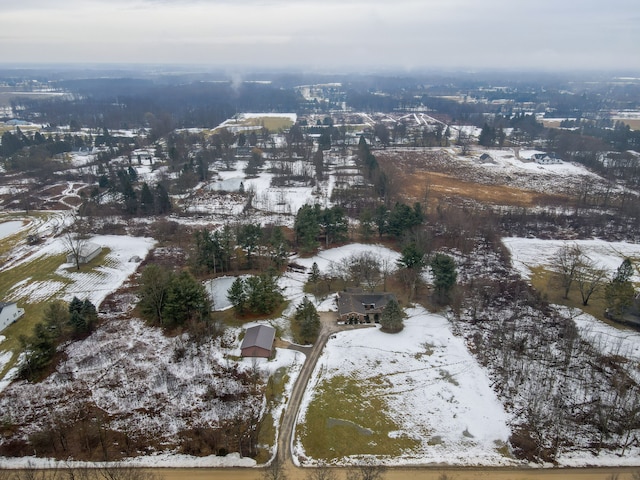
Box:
xmin=241 ymin=324 xmax=276 ymax=358
xmin=337 ymin=290 xmax=396 ymax=324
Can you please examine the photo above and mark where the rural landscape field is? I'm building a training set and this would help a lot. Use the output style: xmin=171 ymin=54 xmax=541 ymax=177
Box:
xmin=0 ymin=68 xmax=640 ymax=480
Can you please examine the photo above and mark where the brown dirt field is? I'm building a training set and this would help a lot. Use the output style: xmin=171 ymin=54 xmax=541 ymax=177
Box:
xmin=376 ymin=149 xmax=573 ymax=210
xmin=404 ymin=171 xmax=548 ymax=208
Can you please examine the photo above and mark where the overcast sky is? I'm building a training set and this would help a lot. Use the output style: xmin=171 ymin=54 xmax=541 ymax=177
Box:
xmin=1 ymin=0 xmax=638 ymax=72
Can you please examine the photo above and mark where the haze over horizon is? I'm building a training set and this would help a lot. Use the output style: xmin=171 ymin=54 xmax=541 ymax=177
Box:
xmin=1 ymin=0 xmax=639 ymax=74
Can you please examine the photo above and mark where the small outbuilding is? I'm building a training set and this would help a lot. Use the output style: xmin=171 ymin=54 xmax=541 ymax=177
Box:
xmin=66 ymin=242 xmax=102 ymax=265
xmin=0 ymin=301 xmax=25 ymax=333
xmin=241 ymin=325 xmax=276 ymax=358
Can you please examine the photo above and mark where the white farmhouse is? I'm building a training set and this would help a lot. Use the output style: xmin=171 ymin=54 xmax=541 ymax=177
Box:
xmin=0 ymin=301 xmax=25 ymax=333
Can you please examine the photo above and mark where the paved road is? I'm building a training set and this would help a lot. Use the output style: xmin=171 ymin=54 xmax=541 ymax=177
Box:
xmin=153 ymin=465 xmax=640 ymax=480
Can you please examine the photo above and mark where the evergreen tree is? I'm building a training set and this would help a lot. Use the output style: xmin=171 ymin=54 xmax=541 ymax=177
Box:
xmin=237 ymin=223 xmax=262 ymax=269
xmin=228 ymin=277 xmax=248 ymax=314
xmin=294 ymin=204 xmax=321 ymax=253
xmin=153 ymin=184 xmax=172 ymax=214
xmin=396 ymin=243 xmax=426 ymax=302
xmin=380 ymin=298 xmax=405 ymax=333
xmin=321 ymin=206 xmax=348 ymax=247
xmin=430 ymin=253 xmax=457 ymax=304
xmin=268 ymin=226 xmax=289 ymax=269
xmin=294 ymin=297 xmax=320 ymax=343
xmin=68 ymin=296 xmax=97 ymax=336
xmin=310 ymin=262 xmax=320 ymax=284
xmin=139 ymin=182 xmax=154 ymax=215
xmin=478 ymin=123 xmax=496 ymax=147
xmin=605 ymin=258 xmax=636 ymax=318
xmin=163 ymin=270 xmax=211 ymax=326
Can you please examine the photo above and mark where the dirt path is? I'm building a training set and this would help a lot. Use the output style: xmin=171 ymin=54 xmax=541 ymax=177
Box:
xmin=277 ymin=312 xmax=346 ymax=465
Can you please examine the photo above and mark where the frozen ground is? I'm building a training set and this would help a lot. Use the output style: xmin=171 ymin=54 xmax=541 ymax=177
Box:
xmin=503 ymin=237 xmax=640 ymax=284
xmin=6 ymin=234 xmax=156 ymax=307
xmin=294 ymin=306 xmax=514 ymax=466
xmin=503 ymin=236 xmax=640 ymax=362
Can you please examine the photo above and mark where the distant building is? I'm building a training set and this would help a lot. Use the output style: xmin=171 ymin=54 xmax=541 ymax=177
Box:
xmin=336 ymin=290 xmax=397 ymax=324
xmin=479 ymin=153 xmax=494 ymax=163
xmin=0 ymin=301 xmax=25 ymax=333
xmin=532 ymin=152 xmax=562 ymax=165
xmin=241 ymin=325 xmax=276 ymax=358
xmin=66 ymin=242 xmax=102 ymax=265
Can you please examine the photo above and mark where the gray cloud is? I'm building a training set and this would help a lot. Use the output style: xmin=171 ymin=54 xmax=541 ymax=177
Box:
xmin=0 ymin=0 xmax=638 ymax=71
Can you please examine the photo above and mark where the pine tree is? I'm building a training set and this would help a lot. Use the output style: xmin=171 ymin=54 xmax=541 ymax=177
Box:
xmin=430 ymin=253 xmax=457 ymax=304
xmin=380 ymin=298 xmax=405 ymax=333
xmin=294 ymin=297 xmax=320 ymax=343
xmin=228 ymin=277 xmax=247 ymax=314
xmin=163 ymin=270 xmax=211 ymax=326
xmin=605 ymin=258 xmax=636 ymax=318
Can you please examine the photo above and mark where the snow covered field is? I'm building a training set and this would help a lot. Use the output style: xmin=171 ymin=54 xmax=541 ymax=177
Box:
xmin=503 ymin=237 xmax=640 ymax=284
xmin=294 ymin=307 xmax=513 ymax=466
xmin=7 ymin=234 xmax=156 ymax=307
xmin=504 ymin=237 xmax=640 ymax=362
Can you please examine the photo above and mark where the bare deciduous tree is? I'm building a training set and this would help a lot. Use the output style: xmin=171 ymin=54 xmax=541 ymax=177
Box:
xmin=574 ymin=255 xmax=607 ymax=306
xmin=305 ymin=461 xmax=337 ymax=480
xmin=550 ymin=244 xmax=583 ymax=299
xmin=261 ymin=458 xmax=287 ymax=480
xmin=345 ymin=459 xmax=386 ymax=480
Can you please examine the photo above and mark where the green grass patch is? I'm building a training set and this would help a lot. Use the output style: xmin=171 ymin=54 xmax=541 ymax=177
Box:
xmin=244 ymin=116 xmax=294 ymax=133
xmin=529 ymin=265 xmax=627 ymax=329
xmin=0 ymin=238 xmax=112 ymax=377
xmin=255 ymin=366 xmax=290 ymax=463
xmin=297 ymin=374 xmax=420 ymax=460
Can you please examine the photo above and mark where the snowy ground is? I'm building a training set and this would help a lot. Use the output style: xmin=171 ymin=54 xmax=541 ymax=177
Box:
xmin=503 ymin=237 xmax=640 ymax=362
xmin=503 ymin=237 xmax=640 ymax=285
xmin=6 ymin=234 xmax=156 ymax=307
xmin=294 ymin=307 xmax=514 ymax=466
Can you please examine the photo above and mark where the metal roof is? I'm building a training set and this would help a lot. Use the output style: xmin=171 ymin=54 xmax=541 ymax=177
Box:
xmin=241 ymin=324 xmax=276 ymax=351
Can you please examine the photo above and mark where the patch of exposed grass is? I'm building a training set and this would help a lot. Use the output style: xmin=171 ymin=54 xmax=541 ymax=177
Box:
xmin=0 ymin=242 xmax=112 ymax=377
xmin=529 ymin=265 xmax=626 ymax=329
xmin=245 ymin=116 xmax=294 ymax=133
xmin=297 ymin=374 xmax=420 ymax=460
xmin=256 ymin=366 xmax=289 ymax=463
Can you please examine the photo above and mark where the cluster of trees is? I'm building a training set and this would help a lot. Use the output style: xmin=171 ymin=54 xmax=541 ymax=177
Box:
xmin=370 ymin=202 xmax=424 ymax=239
xmin=227 ymin=271 xmax=284 ymax=316
xmin=0 ymin=462 xmax=163 ymax=480
xmin=478 ymin=123 xmax=506 ymax=147
xmin=0 ymin=127 xmax=87 ymax=159
xmin=191 ymin=224 xmax=289 ymax=275
xmin=294 ymin=204 xmax=348 ymax=253
xmin=138 ymin=264 xmax=211 ymax=329
xmin=19 ymin=298 xmax=97 ymax=380
xmin=551 ymin=245 xmax=638 ymax=318
xmin=93 ymin=167 xmax=171 ymax=216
